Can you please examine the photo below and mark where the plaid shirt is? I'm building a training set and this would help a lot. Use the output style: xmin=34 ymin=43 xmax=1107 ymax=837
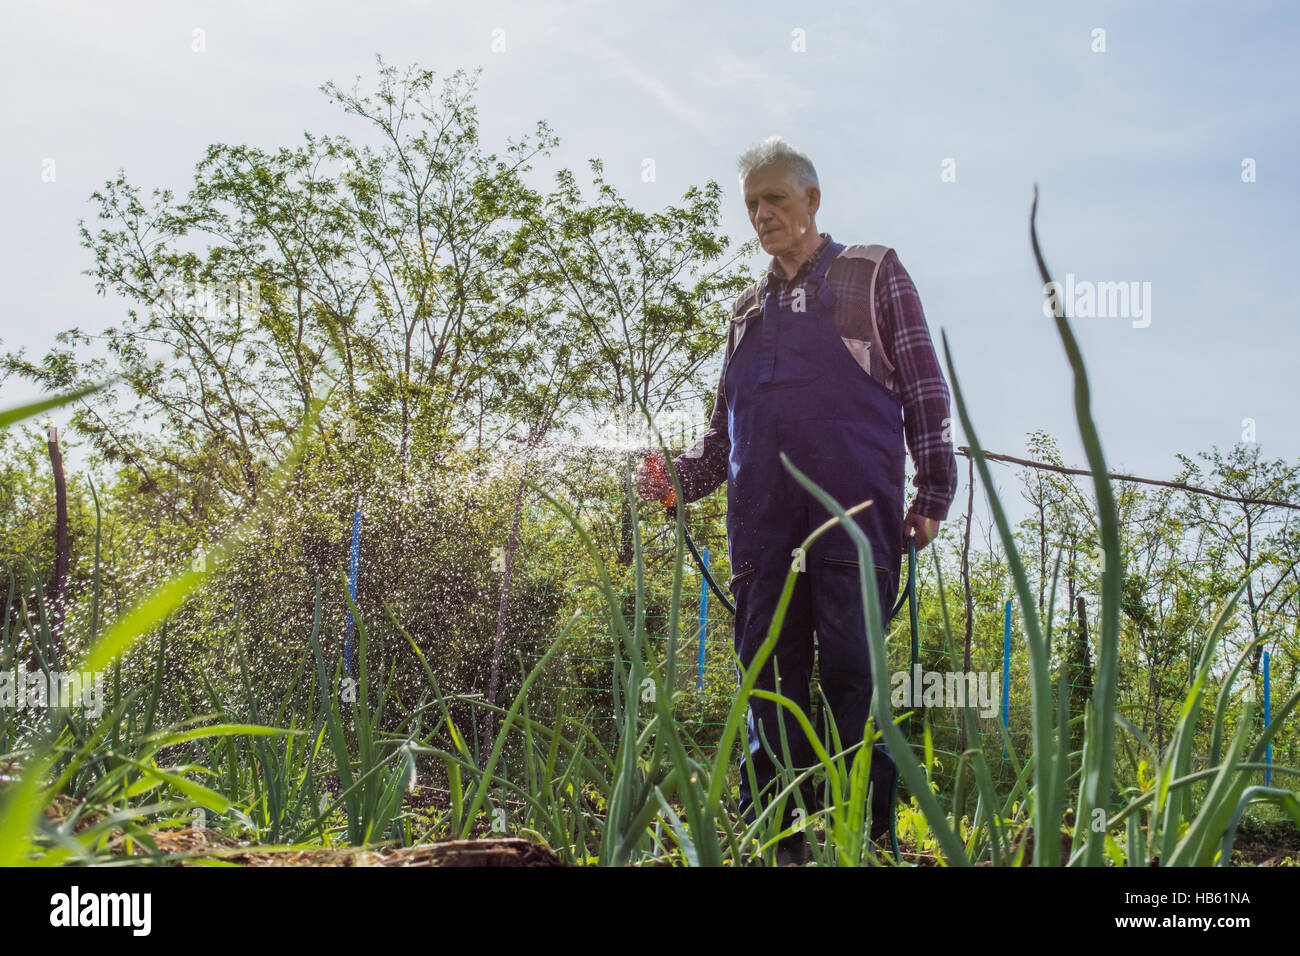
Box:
xmin=674 ymin=233 xmax=957 ymax=522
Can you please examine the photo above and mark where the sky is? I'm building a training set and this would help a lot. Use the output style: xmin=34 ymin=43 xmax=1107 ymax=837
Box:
xmin=2 ymin=0 xmax=1297 ymax=531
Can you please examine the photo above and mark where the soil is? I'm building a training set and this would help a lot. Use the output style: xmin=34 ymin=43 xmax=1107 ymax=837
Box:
xmin=132 ymin=828 xmax=565 ymax=867
xmin=40 ymin=784 xmax=564 ymax=867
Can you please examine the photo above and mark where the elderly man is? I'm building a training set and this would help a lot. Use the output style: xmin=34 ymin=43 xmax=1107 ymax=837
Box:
xmin=635 ymin=136 xmax=957 ymax=863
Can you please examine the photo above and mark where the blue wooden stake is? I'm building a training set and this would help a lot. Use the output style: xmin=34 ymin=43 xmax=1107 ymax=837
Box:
xmin=696 ymin=547 xmax=709 ymax=690
xmin=1264 ymin=650 xmax=1272 ymax=787
xmin=1002 ymin=599 xmax=1012 ymax=758
xmin=343 ymin=507 xmax=361 ymax=673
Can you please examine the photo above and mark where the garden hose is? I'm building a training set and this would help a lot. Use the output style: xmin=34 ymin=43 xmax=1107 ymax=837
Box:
xmin=650 ymin=454 xmax=919 ymax=864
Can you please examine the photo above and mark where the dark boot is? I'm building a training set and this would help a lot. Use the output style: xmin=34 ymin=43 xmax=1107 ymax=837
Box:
xmin=776 ymin=830 xmax=812 ymax=866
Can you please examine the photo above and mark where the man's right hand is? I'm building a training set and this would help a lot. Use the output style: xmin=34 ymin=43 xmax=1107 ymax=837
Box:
xmin=634 ymin=452 xmax=674 ymax=503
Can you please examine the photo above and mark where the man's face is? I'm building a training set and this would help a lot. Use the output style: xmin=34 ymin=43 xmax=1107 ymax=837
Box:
xmin=743 ymin=162 xmax=820 ymax=259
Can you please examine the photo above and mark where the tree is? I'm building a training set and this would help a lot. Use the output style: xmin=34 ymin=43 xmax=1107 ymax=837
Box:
xmin=512 ymin=158 xmax=755 ymax=564
xmin=477 ymin=160 xmax=756 ymax=737
xmin=1180 ymin=443 xmax=1300 ymax=676
xmin=3 ymin=58 xmax=557 ymax=535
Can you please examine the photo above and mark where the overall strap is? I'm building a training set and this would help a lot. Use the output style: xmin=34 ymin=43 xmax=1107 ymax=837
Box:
xmin=832 ymin=243 xmax=896 ymax=381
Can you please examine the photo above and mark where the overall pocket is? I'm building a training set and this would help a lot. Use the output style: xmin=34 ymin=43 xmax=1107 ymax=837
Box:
xmin=821 ymin=555 xmax=898 ymax=618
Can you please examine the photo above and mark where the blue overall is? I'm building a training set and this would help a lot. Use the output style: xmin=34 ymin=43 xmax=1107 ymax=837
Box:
xmin=724 ymin=239 xmax=903 ymax=841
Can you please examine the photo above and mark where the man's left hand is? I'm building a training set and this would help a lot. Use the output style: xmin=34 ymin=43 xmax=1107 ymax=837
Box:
xmin=902 ymin=511 xmax=939 ymax=552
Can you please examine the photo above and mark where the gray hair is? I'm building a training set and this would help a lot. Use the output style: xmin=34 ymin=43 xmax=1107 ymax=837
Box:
xmin=736 ymin=136 xmax=819 ymax=192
